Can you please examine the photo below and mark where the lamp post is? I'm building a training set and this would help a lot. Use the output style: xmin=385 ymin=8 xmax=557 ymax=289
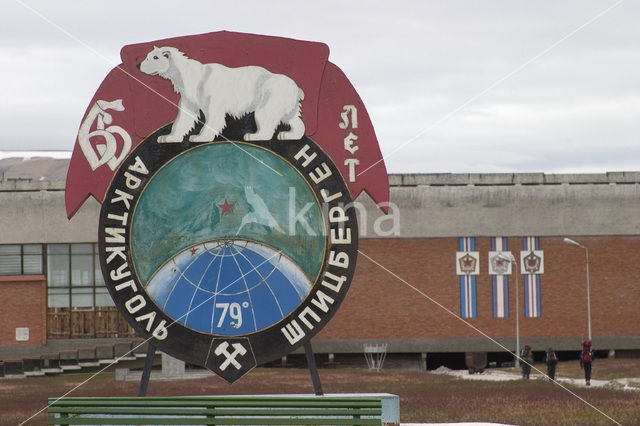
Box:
xmin=563 ymin=237 xmax=592 ymax=341
xmin=497 ymin=252 xmax=519 ymax=367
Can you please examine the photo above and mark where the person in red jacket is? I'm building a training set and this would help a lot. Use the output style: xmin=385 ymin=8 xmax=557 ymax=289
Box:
xmin=580 ymin=340 xmax=593 ymax=385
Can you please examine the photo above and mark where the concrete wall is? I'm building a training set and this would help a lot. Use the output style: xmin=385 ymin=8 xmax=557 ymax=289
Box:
xmin=356 ymin=172 xmax=640 ymax=238
xmin=3 ymin=172 xmax=640 ymax=243
xmin=0 ymin=181 xmax=99 ymax=244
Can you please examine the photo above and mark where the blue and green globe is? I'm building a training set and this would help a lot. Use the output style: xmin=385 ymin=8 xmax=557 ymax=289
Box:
xmin=145 ymin=239 xmax=312 ymax=335
xmin=130 ymin=143 xmax=326 ymax=335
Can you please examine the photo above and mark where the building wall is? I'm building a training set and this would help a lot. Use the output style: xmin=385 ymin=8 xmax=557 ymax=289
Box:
xmin=316 ymin=237 xmax=640 ymax=352
xmin=0 ymin=275 xmax=47 ymax=346
xmin=1 ymin=172 xmax=639 ymax=353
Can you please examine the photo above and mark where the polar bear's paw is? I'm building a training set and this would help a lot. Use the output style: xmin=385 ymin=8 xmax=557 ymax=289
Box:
xmin=243 ymin=132 xmax=272 ymax=142
xmin=189 ymin=134 xmax=216 ymax=143
xmin=277 ymin=131 xmax=301 ymax=141
xmin=157 ymin=134 xmax=184 ymax=143
xmin=276 ymin=117 xmax=305 ymax=140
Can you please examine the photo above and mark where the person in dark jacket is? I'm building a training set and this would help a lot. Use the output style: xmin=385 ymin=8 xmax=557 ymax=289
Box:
xmin=580 ymin=340 xmax=593 ymax=385
xmin=520 ymin=344 xmax=533 ymax=379
xmin=545 ymin=347 xmax=558 ymax=380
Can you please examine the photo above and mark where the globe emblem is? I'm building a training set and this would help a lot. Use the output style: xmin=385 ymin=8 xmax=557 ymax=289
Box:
xmin=99 ymin=136 xmax=358 ymax=379
xmin=129 ymin=142 xmax=326 ymax=338
xmin=145 ymin=239 xmax=312 ymax=335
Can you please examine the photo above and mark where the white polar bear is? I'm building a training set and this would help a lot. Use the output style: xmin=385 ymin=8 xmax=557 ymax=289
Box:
xmin=138 ymin=46 xmax=305 ymax=143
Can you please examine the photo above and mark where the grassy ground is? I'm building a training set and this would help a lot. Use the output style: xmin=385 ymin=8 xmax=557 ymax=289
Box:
xmin=2 ymin=359 xmax=639 ymax=425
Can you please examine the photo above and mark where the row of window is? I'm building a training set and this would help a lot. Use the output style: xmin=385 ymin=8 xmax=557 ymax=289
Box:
xmin=0 ymin=244 xmax=43 ymax=275
xmin=0 ymin=243 xmax=113 ymax=308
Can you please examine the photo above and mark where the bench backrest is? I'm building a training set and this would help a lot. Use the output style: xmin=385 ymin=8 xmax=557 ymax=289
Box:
xmin=48 ymin=395 xmax=384 ymax=425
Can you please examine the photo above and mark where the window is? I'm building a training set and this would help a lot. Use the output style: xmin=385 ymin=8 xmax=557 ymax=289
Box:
xmin=23 ymin=244 xmax=43 ymax=274
xmin=0 ymin=242 xmax=114 ymax=308
xmin=48 ymin=287 xmax=69 ymax=308
xmin=47 ymin=244 xmax=69 ymax=287
xmin=0 ymin=245 xmax=21 ymax=275
xmin=94 ymin=251 xmax=110 ymax=306
xmin=0 ymin=244 xmax=44 ymax=275
xmin=71 ymin=244 xmax=93 ymax=287
xmin=45 ymin=243 xmax=114 ymax=308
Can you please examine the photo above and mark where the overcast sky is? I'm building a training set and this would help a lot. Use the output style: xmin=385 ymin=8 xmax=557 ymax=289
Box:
xmin=1 ymin=0 xmax=638 ymax=174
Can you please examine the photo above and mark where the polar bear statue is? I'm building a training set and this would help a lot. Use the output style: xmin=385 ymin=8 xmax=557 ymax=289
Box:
xmin=138 ymin=46 xmax=305 ymax=143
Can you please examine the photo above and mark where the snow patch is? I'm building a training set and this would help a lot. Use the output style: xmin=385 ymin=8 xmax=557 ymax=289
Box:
xmin=0 ymin=150 xmax=71 ymax=160
xmin=429 ymin=367 xmax=640 ymax=390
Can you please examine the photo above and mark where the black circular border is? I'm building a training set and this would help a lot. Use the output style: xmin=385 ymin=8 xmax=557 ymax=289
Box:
xmin=98 ymin=129 xmax=358 ymax=367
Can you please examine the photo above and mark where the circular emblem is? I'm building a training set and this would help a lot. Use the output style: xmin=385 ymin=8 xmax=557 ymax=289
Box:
xmin=99 ymin=125 xmax=358 ymax=382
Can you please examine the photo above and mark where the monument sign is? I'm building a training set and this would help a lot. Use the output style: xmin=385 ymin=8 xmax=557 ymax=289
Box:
xmin=65 ymin=31 xmax=388 ymax=383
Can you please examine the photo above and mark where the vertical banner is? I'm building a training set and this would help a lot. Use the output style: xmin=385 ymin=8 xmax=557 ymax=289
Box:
xmin=488 ymin=237 xmax=510 ymax=318
xmin=456 ymin=237 xmax=479 ymax=319
xmin=521 ymin=236 xmax=544 ymax=318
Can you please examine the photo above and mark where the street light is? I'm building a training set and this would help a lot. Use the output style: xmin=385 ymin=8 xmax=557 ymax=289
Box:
xmin=563 ymin=237 xmax=592 ymax=341
xmin=496 ymin=252 xmax=519 ymax=367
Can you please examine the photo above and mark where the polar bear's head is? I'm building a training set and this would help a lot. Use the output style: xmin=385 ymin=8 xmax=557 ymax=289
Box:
xmin=138 ymin=46 xmax=182 ymax=76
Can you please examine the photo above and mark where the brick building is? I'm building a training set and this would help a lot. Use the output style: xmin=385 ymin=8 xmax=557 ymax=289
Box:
xmin=1 ymin=155 xmax=639 ymax=368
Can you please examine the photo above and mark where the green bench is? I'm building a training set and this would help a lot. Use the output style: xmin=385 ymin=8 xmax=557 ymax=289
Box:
xmin=47 ymin=395 xmax=383 ymax=425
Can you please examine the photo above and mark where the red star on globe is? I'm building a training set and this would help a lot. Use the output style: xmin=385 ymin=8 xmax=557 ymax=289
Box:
xmin=190 ymin=247 xmax=198 ymax=256
xmin=218 ymin=199 xmax=234 ymax=215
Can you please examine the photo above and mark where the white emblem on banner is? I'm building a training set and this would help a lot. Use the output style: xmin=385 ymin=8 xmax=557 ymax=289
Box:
xmin=78 ymin=99 xmax=132 ymax=171
xmin=339 ymin=105 xmax=358 ymax=129
xmin=456 ymin=251 xmax=480 ymax=275
xmin=489 ymin=251 xmax=513 ymax=275
xmin=520 ymin=250 xmax=544 ymax=274
xmin=340 ymin=105 xmax=360 ymax=182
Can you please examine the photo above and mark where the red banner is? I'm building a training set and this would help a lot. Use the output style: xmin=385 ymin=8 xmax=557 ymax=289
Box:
xmin=65 ymin=31 xmax=389 ymax=217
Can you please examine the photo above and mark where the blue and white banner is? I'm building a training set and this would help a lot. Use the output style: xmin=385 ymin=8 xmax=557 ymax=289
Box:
xmin=521 ymin=236 xmax=543 ymax=318
xmin=457 ymin=237 xmax=478 ymax=319
xmin=489 ymin=237 xmax=510 ymax=318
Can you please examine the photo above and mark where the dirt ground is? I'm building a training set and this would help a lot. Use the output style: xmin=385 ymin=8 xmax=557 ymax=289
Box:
xmin=3 ymin=359 xmax=640 ymax=425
